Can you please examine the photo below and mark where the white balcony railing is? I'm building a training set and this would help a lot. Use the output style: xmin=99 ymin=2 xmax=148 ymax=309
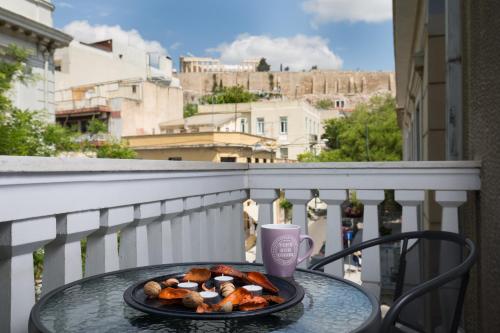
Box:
xmin=0 ymin=157 xmax=481 ymax=333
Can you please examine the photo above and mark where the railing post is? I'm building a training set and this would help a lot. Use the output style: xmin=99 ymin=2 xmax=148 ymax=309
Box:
xmin=286 ymin=189 xmax=314 ymax=269
xmin=395 ymin=190 xmax=425 ymax=233
xmin=0 ymin=217 xmax=56 ymax=333
xmin=43 ymin=211 xmax=100 ymax=293
xmin=250 ymin=189 xmax=279 ymax=263
xmin=232 ymin=190 xmax=249 ymax=262
xmin=357 ymin=190 xmax=384 ymax=299
xmin=320 ymin=190 xmax=347 ymax=276
xmin=186 ymin=196 xmax=203 ymax=262
xmin=200 ymin=194 xmax=218 ymax=261
xmin=217 ymin=192 xmax=233 ymax=262
xmin=148 ymin=199 xmax=183 ymax=265
xmin=119 ymin=202 xmax=161 ymax=269
xmin=435 ymin=191 xmax=467 ymax=233
xmin=86 ymin=206 xmax=134 ymax=277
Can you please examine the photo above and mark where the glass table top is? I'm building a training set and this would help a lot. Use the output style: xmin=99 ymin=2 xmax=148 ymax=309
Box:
xmin=32 ymin=263 xmax=379 ymax=333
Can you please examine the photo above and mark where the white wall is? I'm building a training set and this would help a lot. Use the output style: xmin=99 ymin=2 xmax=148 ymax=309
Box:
xmin=55 ymin=41 xmax=177 ymax=89
xmin=0 ymin=0 xmax=53 ymax=26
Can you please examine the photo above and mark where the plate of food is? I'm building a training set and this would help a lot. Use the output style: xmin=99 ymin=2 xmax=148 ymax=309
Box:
xmin=123 ymin=264 xmax=304 ymax=319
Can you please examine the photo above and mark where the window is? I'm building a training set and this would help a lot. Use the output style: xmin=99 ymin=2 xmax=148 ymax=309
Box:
xmin=280 ymin=117 xmax=288 ymax=134
xmin=335 ymin=100 xmax=345 ymax=108
xmin=221 ymin=157 xmax=237 ymax=163
xmin=240 ymin=119 xmax=247 ymax=133
xmin=280 ymin=148 xmax=289 ymax=159
xmin=257 ymin=118 xmax=265 ymax=134
xmin=263 ymin=159 xmax=267 ymax=163
xmin=168 ymin=157 xmax=182 ymax=161
xmin=255 ymin=158 xmax=260 ymax=163
xmin=132 ymin=85 xmax=137 ymax=93
xmin=247 ymin=157 xmax=252 ymax=163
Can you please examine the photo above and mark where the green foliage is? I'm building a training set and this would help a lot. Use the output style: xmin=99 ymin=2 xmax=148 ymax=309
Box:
xmin=87 ymin=118 xmax=108 ymax=134
xmin=33 ymin=248 xmax=44 ymax=281
xmin=96 ymin=141 xmax=137 ymax=159
xmin=200 ymin=86 xmax=259 ymax=104
xmin=257 ymin=58 xmax=271 ymax=72
xmin=316 ymin=99 xmax=334 ymax=110
xmin=0 ymin=44 xmax=137 ymax=160
xmin=184 ymin=103 xmax=198 ymax=118
xmin=299 ymin=95 xmax=402 ymax=162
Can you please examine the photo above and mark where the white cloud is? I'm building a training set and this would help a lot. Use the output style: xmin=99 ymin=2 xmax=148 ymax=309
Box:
xmin=62 ymin=20 xmax=167 ymax=55
xmin=303 ymin=0 xmax=392 ymax=24
xmin=209 ymin=34 xmax=342 ymax=71
xmin=56 ymin=1 xmax=73 ymax=8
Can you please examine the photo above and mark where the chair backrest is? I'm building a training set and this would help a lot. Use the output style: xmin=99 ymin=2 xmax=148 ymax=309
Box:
xmin=309 ymin=231 xmax=477 ymax=333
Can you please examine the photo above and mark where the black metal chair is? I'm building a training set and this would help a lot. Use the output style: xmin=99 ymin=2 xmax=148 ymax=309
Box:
xmin=309 ymin=231 xmax=477 ymax=333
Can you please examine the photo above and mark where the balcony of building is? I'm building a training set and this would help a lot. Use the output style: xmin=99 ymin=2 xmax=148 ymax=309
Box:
xmin=0 ymin=156 xmax=481 ymax=332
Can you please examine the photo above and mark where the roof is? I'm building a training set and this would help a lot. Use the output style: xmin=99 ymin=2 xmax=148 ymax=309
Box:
xmin=0 ymin=6 xmax=72 ymax=48
xmin=160 ymin=113 xmax=236 ymax=129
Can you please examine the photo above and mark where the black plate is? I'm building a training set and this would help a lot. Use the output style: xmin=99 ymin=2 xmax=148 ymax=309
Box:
xmin=123 ymin=272 xmax=305 ymax=320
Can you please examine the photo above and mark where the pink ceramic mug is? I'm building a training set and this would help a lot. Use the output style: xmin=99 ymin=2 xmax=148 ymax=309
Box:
xmin=261 ymin=224 xmax=314 ymax=277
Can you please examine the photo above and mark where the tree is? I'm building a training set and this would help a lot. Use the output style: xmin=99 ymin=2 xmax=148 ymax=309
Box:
xmin=298 ymin=95 xmax=402 ymax=162
xmin=0 ymin=44 xmax=136 ymax=159
xmin=199 ymin=86 xmax=259 ymax=104
xmin=183 ymin=103 xmax=198 ymax=118
xmin=256 ymin=58 xmax=271 ymax=72
xmin=87 ymin=118 xmax=108 ymax=134
xmin=315 ymin=99 xmax=334 ymax=110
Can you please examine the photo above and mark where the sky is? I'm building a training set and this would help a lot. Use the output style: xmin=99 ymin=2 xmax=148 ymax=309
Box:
xmin=52 ymin=0 xmax=394 ymax=72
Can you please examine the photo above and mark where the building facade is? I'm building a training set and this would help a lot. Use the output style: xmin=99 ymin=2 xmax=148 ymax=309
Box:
xmin=160 ymin=100 xmax=322 ymax=160
xmin=54 ymin=39 xmax=183 ymax=137
xmin=179 ymin=56 xmax=259 ymax=73
xmin=393 ymin=0 xmax=500 ymax=331
xmin=125 ymin=132 xmax=276 ymax=163
xmin=0 ymin=0 xmax=72 ymax=119
xmin=55 ymin=40 xmax=179 ymax=89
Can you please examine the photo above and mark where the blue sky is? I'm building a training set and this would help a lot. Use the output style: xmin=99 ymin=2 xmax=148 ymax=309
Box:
xmin=53 ymin=0 xmax=394 ymax=72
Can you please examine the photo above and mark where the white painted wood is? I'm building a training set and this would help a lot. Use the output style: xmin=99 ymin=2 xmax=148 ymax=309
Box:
xmin=0 ymin=217 xmax=56 ymax=333
xmin=320 ymin=190 xmax=347 ymax=276
xmin=154 ymin=199 xmax=184 ymax=264
xmin=120 ymin=202 xmax=161 ymax=269
xmin=286 ymin=189 xmax=314 ymax=269
xmin=220 ymin=203 xmax=233 ymax=261
xmin=357 ymin=190 xmax=385 ymax=299
xmin=435 ymin=191 xmax=467 ymax=233
xmin=184 ymin=196 xmax=202 ymax=262
xmin=395 ymin=190 xmax=425 ymax=236
xmin=230 ymin=190 xmax=248 ymax=261
xmin=180 ymin=215 xmax=192 ymax=262
xmin=200 ymin=194 xmax=218 ymax=261
xmin=43 ymin=211 xmax=100 ymax=294
xmin=170 ymin=216 xmax=184 ymax=263
xmin=250 ymin=189 xmax=279 ymax=263
xmin=86 ymin=206 xmax=134 ymax=277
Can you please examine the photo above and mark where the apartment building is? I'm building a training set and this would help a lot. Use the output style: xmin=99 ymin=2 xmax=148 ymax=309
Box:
xmin=160 ymin=100 xmax=322 ymax=160
xmin=0 ymin=0 xmax=72 ymax=119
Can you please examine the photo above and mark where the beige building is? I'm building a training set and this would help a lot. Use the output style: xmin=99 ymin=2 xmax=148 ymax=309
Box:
xmin=394 ymin=0 xmax=500 ymax=331
xmin=180 ymin=56 xmax=259 ymax=73
xmin=125 ymin=132 xmax=276 ymax=163
xmin=160 ymin=100 xmax=322 ymax=160
xmin=55 ymin=79 xmax=183 ymax=137
xmin=55 ymin=39 xmax=180 ymax=89
xmin=54 ymin=38 xmax=183 ymax=137
xmin=0 ymin=0 xmax=72 ymax=119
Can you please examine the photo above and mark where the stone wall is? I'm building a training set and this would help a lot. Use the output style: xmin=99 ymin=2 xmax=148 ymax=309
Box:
xmin=462 ymin=0 xmax=500 ymax=331
xmin=178 ymin=70 xmax=395 ymax=102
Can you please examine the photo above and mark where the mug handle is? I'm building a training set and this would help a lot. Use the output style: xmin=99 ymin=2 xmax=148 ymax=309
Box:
xmin=297 ymin=234 xmax=315 ymax=265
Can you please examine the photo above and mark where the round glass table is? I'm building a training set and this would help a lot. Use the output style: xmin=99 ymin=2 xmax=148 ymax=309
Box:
xmin=30 ymin=263 xmax=380 ymax=333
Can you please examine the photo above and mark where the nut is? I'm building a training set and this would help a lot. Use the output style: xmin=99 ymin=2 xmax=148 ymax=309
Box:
xmin=221 ymin=302 xmax=233 ymax=313
xmin=143 ymin=281 xmax=162 ymax=298
xmin=220 ymin=282 xmax=236 ymax=297
xmin=182 ymin=291 xmax=204 ymax=309
xmin=164 ymin=278 xmax=179 ymax=287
